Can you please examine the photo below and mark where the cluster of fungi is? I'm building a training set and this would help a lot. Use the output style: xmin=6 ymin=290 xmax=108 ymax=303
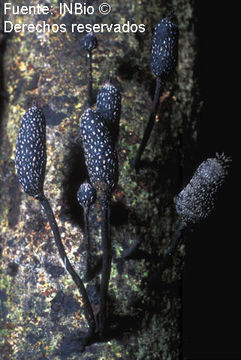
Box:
xmin=14 ymin=15 xmax=231 ymax=348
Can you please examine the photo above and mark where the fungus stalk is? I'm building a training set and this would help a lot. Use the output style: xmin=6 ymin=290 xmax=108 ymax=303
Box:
xmin=98 ymin=194 xmax=112 ymax=336
xmin=83 ymin=206 xmax=91 ymax=276
xmin=15 ymin=104 xmax=97 ymax=338
xmin=134 ymin=77 xmax=162 ymax=170
xmin=148 ymin=221 xmax=186 ymax=288
xmin=87 ymin=51 xmax=93 ymax=106
xmin=38 ymin=194 xmax=96 ymax=336
xmin=161 ymin=220 xmax=186 ymax=270
xmin=77 ymin=182 xmax=97 ymax=281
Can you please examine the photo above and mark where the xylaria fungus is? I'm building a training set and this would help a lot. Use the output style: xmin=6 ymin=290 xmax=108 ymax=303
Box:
xmin=82 ymin=31 xmax=98 ymax=52
xmin=170 ymin=154 xmax=231 ymax=258
xmin=15 ymin=104 xmax=97 ymax=339
xmin=80 ymin=108 xmax=119 ymax=195
xmin=151 ymin=16 xmax=179 ymax=80
xmin=82 ymin=32 xmax=98 ymax=107
xmin=150 ymin=154 xmax=231 ymax=288
xmin=15 ymin=104 xmax=46 ymax=199
xmin=77 ymin=181 xmax=97 ymax=210
xmin=134 ymin=15 xmax=179 ymax=170
xmin=80 ymin=108 xmax=119 ymax=337
xmin=96 ymin=82 xmax=121 ymax=144
xmin=170 ymin=154 xmax=231 ymax=261
xmin=176 ymin=153 xmax=231 ymax=225
xmin=171 ymin=153 xmax=231 ymax=260
xmin=77 ymin=182 xmax=97 ymax=280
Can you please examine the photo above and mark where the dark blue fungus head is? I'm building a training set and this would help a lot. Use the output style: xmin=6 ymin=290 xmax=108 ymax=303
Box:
xmin=15 ymin=104 xmax=46 ymax=199
xmin=176 ymin=154 xmax=231 ymax=224
xmin=80 ymin=108 xmax=119 ymax=200
xmin=151 ymin=17 xmax=179 ymax=81
xmin=96 ymin=82 xmax=121 ymax=143
xmin=77 ymin=181 xmax=97 ymax=210
xmin=82 ymin=32 xmax=98 ymax=52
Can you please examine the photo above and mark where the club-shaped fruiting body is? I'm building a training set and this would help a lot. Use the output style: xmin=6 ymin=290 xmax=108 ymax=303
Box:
xmin=96 ymin=82 xmax=121 ymax=143
xmin=15 ymin=104 xmax=46 ymax=198
xmin=77 ymin=182 xmax=97 ymax=210
xmin=176 ymin=154 xmax=231 ymax=224
xmin=151 ymin=17 xmax=178 ymax=80
xmin=80 ymin=108 xmax=119 ymax=196
xmin=82 ymin=32 xmax=98 ymax=52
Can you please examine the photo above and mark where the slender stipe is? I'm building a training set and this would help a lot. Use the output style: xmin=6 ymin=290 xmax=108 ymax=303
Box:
xmin=134 ymin=77 xmax=162 ymax=170
xmin=83 ymin=207 xmax=91 ymax=278
xmin=162 ymin=221 xmax=186 ymax=264
xmin=98 ymin=198 xmax=112 ymax=336
xmin=77 ymin=182 xmax=97 ymax=280
xmin=87 ymin=51 xmax=93 ymax=106
xmin=39 ymin=195 xmax=96 ymax=335
xmin=148 ymin=221 xmax=186 ymax=288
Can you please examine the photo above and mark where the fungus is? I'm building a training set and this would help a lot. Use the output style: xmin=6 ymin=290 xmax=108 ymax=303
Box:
xmin=96 ymin=82 xmax=121 ymax=144
xmin=134 ymin=15 xmax=179 ymax=170
xmin=82 ymin=32 xmax=98 ymax=106
xmin=77 ymin=181 xmax=97 ymax=210
xmin=77 ymin=181 xmax=97 ymax=280
xmin=15 ymin=104 xmax=46 ymax=199
xmin=80 ymin=108 xmax=119 ymax=195
xmin=149 ymin=154 xmax=231 ymax=288
xmin=15 ymin=104 xmax=97 ymax=338
xmin=171 ymin=154 xmax=230 ymax=255
xmin=151 ymin=16 xmax=178 ymax=80
xmin=176 ymin=153 xmax=231 ymax=225
xmin=80 ymin=108 xmax=119 ymax=336
xmin=82 ymin=31 xmax=98 ymax=52
xmin=167 ymin=154 xmax=231 ymax=265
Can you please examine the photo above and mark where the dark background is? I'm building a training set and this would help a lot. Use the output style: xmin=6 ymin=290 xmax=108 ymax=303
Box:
xmin=183 ymin=2 xmax=239 ymax=359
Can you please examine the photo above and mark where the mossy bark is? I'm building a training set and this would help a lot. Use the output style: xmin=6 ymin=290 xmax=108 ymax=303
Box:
xmin=0 ymin=1 xmax=201 ymax=359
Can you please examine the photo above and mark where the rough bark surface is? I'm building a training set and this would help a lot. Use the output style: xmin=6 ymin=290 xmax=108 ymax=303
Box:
xmin=0 ymin=1 xmax=200 ymax=359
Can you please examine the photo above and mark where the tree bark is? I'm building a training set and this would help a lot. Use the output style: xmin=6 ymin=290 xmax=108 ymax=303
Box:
xmin=0 ymin=1 xmax=200 ymax=359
